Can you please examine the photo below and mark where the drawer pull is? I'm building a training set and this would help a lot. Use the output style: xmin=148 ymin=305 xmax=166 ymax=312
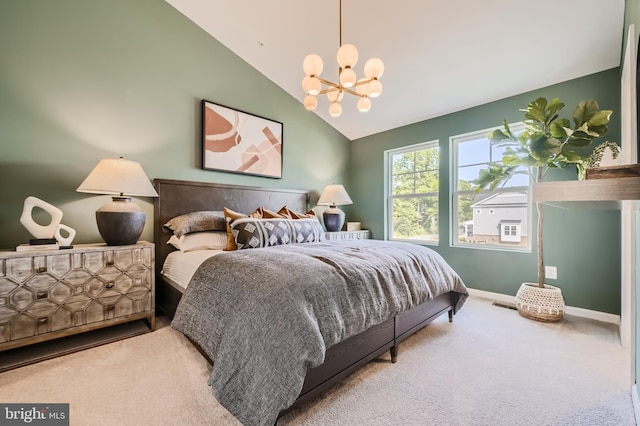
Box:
xmin=106 ymin=282 xmax=115 ymax=289
xmin=38 ymin=317 xmax=48 ymax=324
xmin=36 ymin=291 xmax=48 ymax=299
xmin=106 ymin=261 xmax=115 ymax=266
xmin=106 ymin=304 xmax=115 ymax=311
xmin=37 ymin=267 xmax=47 ymax=273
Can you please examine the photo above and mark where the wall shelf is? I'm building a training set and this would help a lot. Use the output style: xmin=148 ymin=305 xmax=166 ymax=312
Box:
xmin=533 ymin=177 xmax=640 ymax=209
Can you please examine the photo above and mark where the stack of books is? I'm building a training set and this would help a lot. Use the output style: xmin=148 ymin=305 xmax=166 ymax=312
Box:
xmin=15 ymin=238 xmax=69 ymax=252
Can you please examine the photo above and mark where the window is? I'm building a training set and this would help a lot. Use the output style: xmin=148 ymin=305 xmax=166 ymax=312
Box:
xmin=500 ymin=222 xmax=522 ymax=243
xmin=451 ymin=125 xmax=530 ymax=250
xmin=386 ymin=141 xmax=439 ymax=244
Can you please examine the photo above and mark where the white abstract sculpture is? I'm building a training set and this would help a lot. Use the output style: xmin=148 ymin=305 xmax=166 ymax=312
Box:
xmin=55 ymin=224 xmax=76 ymax=247
xmin=20 ymin=196 xmax=64 ymax=240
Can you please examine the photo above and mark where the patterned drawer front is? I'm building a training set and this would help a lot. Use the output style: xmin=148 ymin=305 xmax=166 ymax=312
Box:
xmin=324 ymin=230 xmax=371 ymax=240
xmin=0 ymin=245 xmax=153 ymax=344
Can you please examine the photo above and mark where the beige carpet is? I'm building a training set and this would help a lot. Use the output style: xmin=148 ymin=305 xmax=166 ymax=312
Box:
xmin=0 ymin=296 xmax=635 ymax=425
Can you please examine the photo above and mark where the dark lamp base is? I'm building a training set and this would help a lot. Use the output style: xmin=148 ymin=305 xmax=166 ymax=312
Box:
xmin=95 ymin=198 xmax=146 ymax=246
xmin=323 ymin=207 xmax=345 ymax=232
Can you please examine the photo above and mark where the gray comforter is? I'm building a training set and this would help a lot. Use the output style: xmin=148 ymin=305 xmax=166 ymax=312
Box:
xmin=171 ymin=239 xmax=468 ymax=426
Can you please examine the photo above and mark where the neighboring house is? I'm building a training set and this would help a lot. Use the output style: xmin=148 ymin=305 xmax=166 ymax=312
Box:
xmin=468 ymin=192 xmax=528 ymax=247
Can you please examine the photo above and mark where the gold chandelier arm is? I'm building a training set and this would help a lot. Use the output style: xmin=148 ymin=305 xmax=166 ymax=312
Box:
xmin=318 ymin=86 xmax=362 ymax=97
xmin=341 ymin=86 xmax=361 ymax=97
xmin=317 ymin=76 xmax=373 ymax=97
xmin=317 ymin=77 xmax=340 ymax=89
xmin=352 ymin=78 xmax=374 ymax=87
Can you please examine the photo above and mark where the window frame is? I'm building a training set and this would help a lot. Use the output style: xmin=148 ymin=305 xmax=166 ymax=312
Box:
xmin=450 ymin=124 xmax=531 ymax=252
xmin=385 ymin=140 xmax=440 ymax=245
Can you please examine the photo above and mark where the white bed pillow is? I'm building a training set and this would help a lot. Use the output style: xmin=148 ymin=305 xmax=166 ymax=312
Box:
xmin=168 ymin=231 xmax=228 ymax=252
xmin=161 ymin=250 xmax=222 ymax=290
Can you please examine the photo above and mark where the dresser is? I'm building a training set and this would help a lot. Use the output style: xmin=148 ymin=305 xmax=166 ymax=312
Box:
xmin=324 ymin=230 xmax=371 ymax=240
xmin=0 ymin=242 xmax=154 ymax=371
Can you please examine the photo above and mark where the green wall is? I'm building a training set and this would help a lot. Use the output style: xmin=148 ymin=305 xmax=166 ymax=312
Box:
xmin=350 ymin=69 xmax=623 ymax=314
xmin=0 ymin=0 xmax=350 ymax=248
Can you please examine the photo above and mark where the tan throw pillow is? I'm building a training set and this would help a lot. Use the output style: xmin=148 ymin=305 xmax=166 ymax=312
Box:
xmin=258 ymin=207 xmax=286 ymax=219
xmin=278 ymin=205 xmax=316 ymax=219
xmin=223 ymin=207 xmax=263 ymax=250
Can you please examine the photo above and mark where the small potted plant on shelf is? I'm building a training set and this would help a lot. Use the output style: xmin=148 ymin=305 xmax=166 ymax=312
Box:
xmin=474 ymin=97 xmax=615 ymax=322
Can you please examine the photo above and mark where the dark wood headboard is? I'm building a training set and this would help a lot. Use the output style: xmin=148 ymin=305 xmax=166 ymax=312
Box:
xmin=153 ymin=179 xmax=310 ymax=275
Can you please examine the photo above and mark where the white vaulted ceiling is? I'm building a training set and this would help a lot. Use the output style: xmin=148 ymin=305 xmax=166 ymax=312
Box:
xmin=166 ymin=0 xmax=625 ymax=140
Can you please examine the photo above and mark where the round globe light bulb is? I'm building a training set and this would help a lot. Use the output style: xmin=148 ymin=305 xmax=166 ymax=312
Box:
xmin=357 ymin=97 xmax=371 ymax=112
xmin=339 ymin=67 xmax=357 ymax=88
xmin=302 ymin=76 xmax=311 ymax=92
xmin=326 ymin=89 xmax=344 ymax=103
xmin=304 ymin=95 xmax=318 ymax=111
xmin=367 ymin=79 xmax=383 ymax=98
xmin=303 ymin=54 xmax=324 ymax=76
xmin=303 ymin=76 xmax=321 ymax=96
xmin=337 ymin=44 xmax=358 ymax=68
xmin=329 ymin=101 xmax=342 ymax=117
xmin=364 ymin=58 xmax=384 ymax=79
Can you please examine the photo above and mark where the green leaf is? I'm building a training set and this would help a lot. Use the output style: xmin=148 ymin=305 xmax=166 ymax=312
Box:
xmin=488 ymin=128 xmax=512 ymax=142
xmin=529 ymin=133 xmax=562 ymax=159
xmin=472 ymin=163 xmax=524 ymax=192
xmin=524 ymin=98 xmax=548 ymax=124
xmin=587 ymin=124 xmax=609 ymax=137
xmin=588 ymin=110 xmax=612 ymax=127
xmin=544 ymin=98 xmax=565 ymax=126
xmin=573 ymin=100 xmax=599 ymax=126
xmin=548 ymin=122 xmax=569 ymax=139
xmin=561 ymin=150 xmax=587 ymax=162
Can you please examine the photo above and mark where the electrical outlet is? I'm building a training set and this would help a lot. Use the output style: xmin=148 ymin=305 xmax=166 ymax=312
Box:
xmin=545 ymin=266 xmax=557 ymax=280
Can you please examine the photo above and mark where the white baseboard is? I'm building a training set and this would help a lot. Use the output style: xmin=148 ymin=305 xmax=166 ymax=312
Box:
xmin=467 ymin=287 xmax=621 ymax=325
xmin=632 ymin=384 xmax=640 ymax=424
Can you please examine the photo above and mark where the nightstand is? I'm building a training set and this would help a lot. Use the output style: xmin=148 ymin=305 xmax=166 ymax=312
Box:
xmin=324 ymin=230 xmax=371 ymax=240
xmin=0 ymin=242 xmax=155 ymax=371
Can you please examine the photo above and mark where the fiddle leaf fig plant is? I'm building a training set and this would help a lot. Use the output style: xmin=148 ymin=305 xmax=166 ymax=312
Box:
xmin=474 ymin=97 xmax=615 ymax=287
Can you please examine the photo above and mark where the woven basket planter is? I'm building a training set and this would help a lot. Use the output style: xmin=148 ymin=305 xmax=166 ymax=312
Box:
xmin=515 ymin=282 xmax=565 ymax=322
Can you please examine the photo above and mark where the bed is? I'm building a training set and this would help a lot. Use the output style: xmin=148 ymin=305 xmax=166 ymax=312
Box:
xmin=153 ymin=179 xmax=468 ymax=425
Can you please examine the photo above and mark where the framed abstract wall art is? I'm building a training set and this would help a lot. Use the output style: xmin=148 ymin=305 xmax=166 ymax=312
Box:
xmin=201 ymin=100 xmax=283 ymax=178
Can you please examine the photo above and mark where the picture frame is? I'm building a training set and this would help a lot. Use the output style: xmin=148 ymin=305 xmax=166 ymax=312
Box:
xmin=201 ymin=100 xmax=283 ymax=178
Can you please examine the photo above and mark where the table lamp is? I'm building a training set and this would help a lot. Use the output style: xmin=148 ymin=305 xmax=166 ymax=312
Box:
xmin=77 ymin=157 xmax=158 ymax=245
xmin=317 ymin=184 xmax=353 ymax=232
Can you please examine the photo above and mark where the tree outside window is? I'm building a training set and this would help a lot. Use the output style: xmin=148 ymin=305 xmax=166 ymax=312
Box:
xmin=387 ymin=141 xmax=439 ymax=243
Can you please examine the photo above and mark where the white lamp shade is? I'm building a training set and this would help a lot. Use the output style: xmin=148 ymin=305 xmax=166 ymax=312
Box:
xmin=304 ymin=95 xmax=318 ymax=111
xmin=318 ymin=184 xmax=353 ymax=206
xmin=77 ymin=157 xmax=158 ymax=197
xmin=329 ymin=101 xmax=342 ymax=117
xmin=364 ymin=57 xmax=384 ymax=79
xmin=339 ymin=67 xmax=357 ymax=88
xmin=367 ymin=79 xmax=383 ymax=98
xmin=337 ymin=44 xmax=358 ymax=68
xmin=357 ymin=96 xmax=371 ymax=112
xmin=326 ymin=89 xmax=344 ymax=103
xmin=303 ymin=54 xmax=324 ymax=76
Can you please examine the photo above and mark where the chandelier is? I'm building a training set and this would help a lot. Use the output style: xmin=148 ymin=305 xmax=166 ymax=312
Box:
xmin=301 ymin=0 xmax=384 ymax=117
